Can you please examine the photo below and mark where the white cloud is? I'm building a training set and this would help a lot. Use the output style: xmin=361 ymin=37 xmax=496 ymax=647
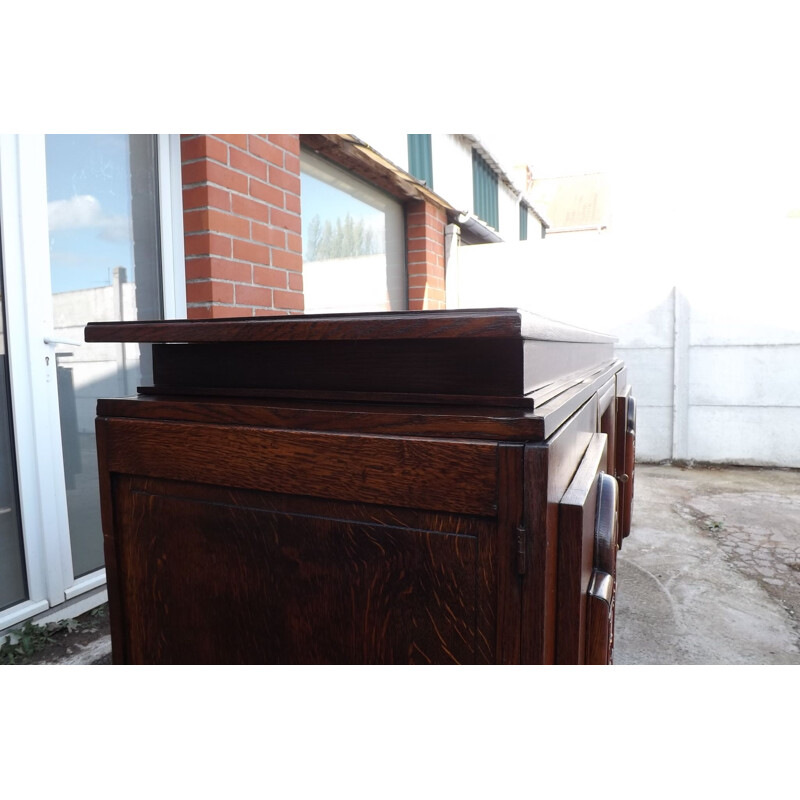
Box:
xmin=48 ymin=194 xmax=131 ymax=242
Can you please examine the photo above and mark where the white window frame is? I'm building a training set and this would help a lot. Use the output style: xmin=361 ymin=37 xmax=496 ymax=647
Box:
xmin=0 ymin=134 xmax=185 ymax=631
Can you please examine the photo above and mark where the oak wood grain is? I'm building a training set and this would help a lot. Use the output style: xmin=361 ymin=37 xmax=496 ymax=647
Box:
xmin=113 ymin=477 xmax=487 ymax=664
xmin=101 ymin=418 xmax=499 ymax=516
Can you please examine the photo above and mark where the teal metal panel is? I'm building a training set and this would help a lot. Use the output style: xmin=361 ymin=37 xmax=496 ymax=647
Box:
xmin=472 ymin=149 xmax=498 ymax=230
xmin=407 ymin=134 xmax=433 ymax=188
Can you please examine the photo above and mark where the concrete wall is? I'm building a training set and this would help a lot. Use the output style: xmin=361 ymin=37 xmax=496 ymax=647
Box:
xmin=450 ymin=234 xmax=800 ymax=468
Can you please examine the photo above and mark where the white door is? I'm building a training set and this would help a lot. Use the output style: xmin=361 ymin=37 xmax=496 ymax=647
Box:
xmin=0 ymin=134 xmax=185 ymax=631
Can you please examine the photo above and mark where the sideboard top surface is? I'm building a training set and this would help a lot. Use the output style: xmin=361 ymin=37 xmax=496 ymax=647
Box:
xmin=85 ymin=307 xmax=616 ymax=345
xmin=86 ymin=309 xmax=620 ymax=414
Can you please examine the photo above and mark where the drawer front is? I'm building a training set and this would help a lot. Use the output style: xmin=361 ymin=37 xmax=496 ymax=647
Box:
xmin=99 ymin=418 xmax=498 ymax=516
xmin=555 ymin=432 xmax=618 ymax=664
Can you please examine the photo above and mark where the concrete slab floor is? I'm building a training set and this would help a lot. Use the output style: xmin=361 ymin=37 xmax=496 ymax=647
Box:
xmin=614 ymin=463 xmax=800 ymax=665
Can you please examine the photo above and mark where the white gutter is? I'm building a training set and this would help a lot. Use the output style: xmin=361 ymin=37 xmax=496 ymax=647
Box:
xmin=455 ymin=212 xmax=503 ymax=243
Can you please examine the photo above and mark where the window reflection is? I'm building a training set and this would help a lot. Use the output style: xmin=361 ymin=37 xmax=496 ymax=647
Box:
xmin=45 ymin=135 xmax=162 ymax=578
xmin=300 ymin=150 xmax=405 ymax=314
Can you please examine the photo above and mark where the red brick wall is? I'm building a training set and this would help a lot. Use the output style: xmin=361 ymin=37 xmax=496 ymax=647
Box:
xmin=406 ymin=200 xmax=447 ymax=310
xmin=181 ymin=135 xmax=304 ymax=318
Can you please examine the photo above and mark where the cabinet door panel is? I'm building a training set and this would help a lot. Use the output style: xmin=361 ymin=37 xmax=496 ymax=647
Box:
xmin=111 ymin=478 xmax=492 ymax=664
xmin=555 ymin=433 xmax=608 ymax=664
xmin=523 ymin=395 xmax=598 ymax=664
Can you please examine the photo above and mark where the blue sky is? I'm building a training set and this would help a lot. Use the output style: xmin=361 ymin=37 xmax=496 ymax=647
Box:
xmin=46 ymin=134 xmax=137 ymax=293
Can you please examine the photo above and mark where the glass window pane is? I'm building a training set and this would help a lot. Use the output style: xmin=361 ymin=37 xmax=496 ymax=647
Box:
xmin=300 ymin=150 xmax=406 ymax=314
xmin=45 ymin=134 xmax=163 ymax=578
xmin=0 ymin=235 xmax=28 ymax=611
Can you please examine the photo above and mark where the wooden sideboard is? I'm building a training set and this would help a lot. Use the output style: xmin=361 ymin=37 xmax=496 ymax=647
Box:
xmin=86 ymin=308 xmax=636 ymax=664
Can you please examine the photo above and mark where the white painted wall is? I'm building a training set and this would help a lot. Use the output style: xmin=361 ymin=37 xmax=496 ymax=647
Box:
xmin=429 ymin=135 xmax=474 ymax=215
xmin=450 ymin=234 xmax=800 ymax=468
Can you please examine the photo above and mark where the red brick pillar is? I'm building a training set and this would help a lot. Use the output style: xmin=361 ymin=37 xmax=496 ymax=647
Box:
xmin=181 ymin=134 xmax=304 ymax=318
xmin=406 ymin=200 xmax=447 ymax=310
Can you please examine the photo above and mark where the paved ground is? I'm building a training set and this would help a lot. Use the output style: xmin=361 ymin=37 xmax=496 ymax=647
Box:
xmin=614 ymin=463 xmax=800 ymax=665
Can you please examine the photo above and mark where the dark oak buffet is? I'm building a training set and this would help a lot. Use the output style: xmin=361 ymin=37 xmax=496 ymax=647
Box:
xmin=86 ymin=308 xmax=636 ymax=665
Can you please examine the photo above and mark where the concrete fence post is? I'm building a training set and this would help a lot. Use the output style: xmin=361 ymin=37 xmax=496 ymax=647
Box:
xmin=672 ymin=286 xmax=691 ymax=461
